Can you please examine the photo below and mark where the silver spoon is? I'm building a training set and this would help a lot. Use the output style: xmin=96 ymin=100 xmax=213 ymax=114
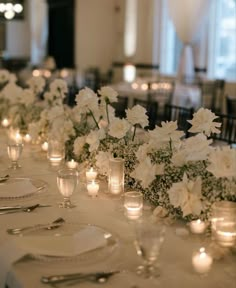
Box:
xmin=7 ymin=217 xmax=65 ymax=235
xmin=0 ymin=174 xmax=10 ymax=183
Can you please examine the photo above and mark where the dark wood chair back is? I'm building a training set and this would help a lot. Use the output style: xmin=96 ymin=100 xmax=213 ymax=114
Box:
xmin=226 ymin=96 xmax=236 ymax=117
xmin=213 ymin=113 xmax=236 ymax=144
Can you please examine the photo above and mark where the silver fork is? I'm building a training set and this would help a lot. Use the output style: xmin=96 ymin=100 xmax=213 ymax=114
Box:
xmin=7 ymin=217 xmax=65 ymax=235
xmin=41 ymin=271 xmax=119 ymax=285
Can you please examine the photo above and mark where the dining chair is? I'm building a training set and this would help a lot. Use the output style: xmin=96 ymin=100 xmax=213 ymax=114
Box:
xmin=111 ymin=96 xmax=129 ymax=119
xmin=213 ymin=113 xmax=236 ymax=145
xmin=164 ymin=104 xmax=194 ymax=137
xmin=199 ymin=79 xmax=225 ymax=113
xmin=226 ymin=96 xmax=236 ymax=117
xmin=133 ymin=98 xmax=158 ymax=130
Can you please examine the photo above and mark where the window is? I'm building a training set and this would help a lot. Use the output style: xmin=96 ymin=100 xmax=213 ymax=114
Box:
xmin=210 ymin=0 xmax=236 ymax=80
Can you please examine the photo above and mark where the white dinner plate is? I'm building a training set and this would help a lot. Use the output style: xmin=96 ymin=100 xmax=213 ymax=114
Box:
xmin=0 ymin=178 xmax=47 ymax=200
xmin=14 ymin=223 xmax=119 ymax=264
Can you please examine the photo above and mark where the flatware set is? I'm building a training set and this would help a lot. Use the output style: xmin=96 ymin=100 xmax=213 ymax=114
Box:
xmin=0 ymin=204 xmax=51 ymax=215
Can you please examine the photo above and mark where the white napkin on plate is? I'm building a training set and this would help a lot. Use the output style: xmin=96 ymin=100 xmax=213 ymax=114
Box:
xmin=0 ymin=179 xmax=36 ymax=198
xmin=14 ymin=225 xmax=107 ymax=257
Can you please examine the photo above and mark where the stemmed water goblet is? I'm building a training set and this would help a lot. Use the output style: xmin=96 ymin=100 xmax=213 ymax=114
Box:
xmin=57 ymin=168 xmax=79 ymax=208
xmin=7 ymin=142 xmax=24 ymax=169
xmin=134 ymin=218 xmax=166 ymax=278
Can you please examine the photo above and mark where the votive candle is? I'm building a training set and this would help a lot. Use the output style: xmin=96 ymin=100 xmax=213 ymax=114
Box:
xmin=192 ymin=247 xmax=213 ymax=274
xmin=215 ymin=221 xmax=236 ymax=247
xmin=23 ymin=134 xmax=32 ymax=143
xmin=1 ymin=118 xmax=10 ymax=128
xmin=189 ymin=219 xmax=206 ymax=234
xmin=87 ymin=180 xmax=99 ymax=197
xmin=124 ymin=191 xmax=143 ymax=220
xmin=86 ymin=167 xmax=97 ymax=182
xmin=41 ymin=141 xmax=48 ymax=152
xmin=67 ymin=159 xmax=78 ymax=169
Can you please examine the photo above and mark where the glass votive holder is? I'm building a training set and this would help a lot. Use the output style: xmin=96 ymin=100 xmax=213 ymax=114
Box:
xmin=7 ymin=143 xmax=24 ymax=169
xmin=108 ymin=157 xmax=124 ymax=195
xmin=47 ymin=139 xmax=65 ymax=167
xmin=215 ymin=220 xmax=236 ymax=248
xmin=87 ymin=180 xmax=99 ymax=197
xmin=124 ymin=191 xmax=143 ymax=220
xmin=192 ymin=247 xmax=213 ymax=275
xmin=211 ymin=201 xmax=236 ymax=238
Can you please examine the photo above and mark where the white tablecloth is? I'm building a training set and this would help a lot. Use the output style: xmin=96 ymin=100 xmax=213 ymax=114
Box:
xmin=0 ymin=130 xmax=235 ymax=288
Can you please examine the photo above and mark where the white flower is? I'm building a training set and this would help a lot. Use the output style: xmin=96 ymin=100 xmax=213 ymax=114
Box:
xmin=188 ymin=108 xmax=221 ymax=136
xmin=75 ymin=87 xmax=99 ymax=115
xmin=27 ymin=76 xmax=46 ymax=94
xmin=148 ymin=121 xmax=184 ymax=148
xmin=73 ymin=136 xmax=86 ymax=156
xmin=98 ymin=86 xmax=118 ymax=103
xmin=207 ymin=146 xmax=236 ymax=178
xmin=20 ymin=89 xmax=35 ymax=106
xmin=131 ymin=157 xmax=156 ymax=188
xmin=1 ymin=83 xmax=23 ymax=104
xmin=86 ymin=129 xmax=105 ymax=152
xmin=0 ymin=69 xmax=10 ymax=84
xmin=135 ymin=143 xmax=152 ymax=162
xmin=167 ymin=174 xmax=202 ymax=217
xmin=99 ymin=103 xmax=116 ymax=123
xmin=70 ymin=106 xmax=82 ymax=123
xmin=95 ymin=151 xmax=111 ymax=175
xmin=49 ymin=79 xmax=68 ymax=97
xmin=126 ymin=105 xmax=149 ymax=128
xmin=171 ymin=133 xmax=212 ymax=166
xmin=108 ymin=118 xmax=131 ymax=139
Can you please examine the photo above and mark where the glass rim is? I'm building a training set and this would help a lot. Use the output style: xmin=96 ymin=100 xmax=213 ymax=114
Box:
xmin=109 ymin=157 xmax=124 ymax=162
xmin=57 ymin=168 xmax=79 ymax=175
xmin=124 ymin=191 xmax=143 ymax=197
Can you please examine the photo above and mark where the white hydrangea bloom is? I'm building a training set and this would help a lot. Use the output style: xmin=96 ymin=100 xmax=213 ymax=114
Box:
xmin=167 ymin=174 xmax=202 ymax=217
xmin=207 ymin=146 xmax=236 ymax=178
xmin=1 ymin=83 xmax=23 ymax=104
xmin=108 ymin=118 xmax=131 ymax=139
xmin=47 ymin=106 xmax=64 ymax=122
xmin=126 ymin=104 xmax=149 ymax=128
xmin=188 ymin=108 xmax=221 ymax=136
xmin=20 ymin=89 xmax=35 ymax=106
xmin=98 ymin=86 xmax=118 ymax=103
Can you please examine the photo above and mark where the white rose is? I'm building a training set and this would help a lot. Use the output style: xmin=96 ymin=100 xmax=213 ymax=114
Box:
xmin=95 ymin=151 xmax=111 ymax=175
xmin=86 ymin=129 xmax=105 ymax=152
xmin=73 ymin=136 xmax=86 ymax=156
xmin=75 ymin=87 xmax=99 ymax=115
xmin=108 ymin=118 xmax=131 ymax=139
xmin=131 ymin=157 xmax=156 ymax=188
xmin=126 ymin=105 xmax=149 ymax=128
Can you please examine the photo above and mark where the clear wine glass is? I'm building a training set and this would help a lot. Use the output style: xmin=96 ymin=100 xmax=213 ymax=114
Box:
xmin=7 ymin=143 xmax=24 ymax=169
xmin=134 ymin=218 xmax=166 ymax=278
xmin=57 ymin=168 xmax=79 ymax=208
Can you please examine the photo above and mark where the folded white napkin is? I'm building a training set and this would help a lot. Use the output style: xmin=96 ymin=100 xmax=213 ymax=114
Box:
xmin=0 ymin=179 xmax=36 ymax=198
xmin=14 ymin=225 xmax=107 ymax=257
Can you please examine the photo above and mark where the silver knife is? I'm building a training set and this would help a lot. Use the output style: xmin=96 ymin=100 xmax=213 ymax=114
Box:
xmin=0 ymin=204 xmax=51 ymax=211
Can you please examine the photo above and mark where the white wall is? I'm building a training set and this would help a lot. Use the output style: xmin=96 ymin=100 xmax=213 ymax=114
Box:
xmin=75 ymin=0 xmax=121 ymax=73
xmin=5 ymin=0 xmax=30 ymax=58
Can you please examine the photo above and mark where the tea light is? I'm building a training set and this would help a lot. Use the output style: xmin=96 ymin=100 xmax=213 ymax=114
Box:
xmin=189 ymin=219 xmax=206 ymax=234
xmin=41 ymin=141 xmax=48 ymax=152
xmin=67 ymin=159 xmax=78 ymax=169
xmin=23 ymin=134 xmax=32 ymax=143
xmin=124 ymin=191 xmax=143 ymax=220
xmin=1 ymin=118 xmax=10 ymax=128
xmin=215 ymin=221 xmax=236 ymax=247
xmin=15 ymin=133 xmax=23 ymax=144
xmin=86 ymin=167 xmax=97 ymax=182
xmin=192 ymin=247 xmax=213 ymax=274
xmin=87 ymin=180 xmax=99 ymax=197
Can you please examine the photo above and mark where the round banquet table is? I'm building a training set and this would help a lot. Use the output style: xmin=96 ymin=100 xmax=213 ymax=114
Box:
xmin=0 ymin=130 xmax=235 ymax=288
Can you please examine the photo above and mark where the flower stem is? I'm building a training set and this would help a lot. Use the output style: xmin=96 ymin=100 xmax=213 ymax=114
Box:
xmin=132 ymin=125 xmax=137 ymax=141
xmin=89 ymin=109 xmax=99 ymax=129
xmin=106 ymin=103 xmax=110 ymax=125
